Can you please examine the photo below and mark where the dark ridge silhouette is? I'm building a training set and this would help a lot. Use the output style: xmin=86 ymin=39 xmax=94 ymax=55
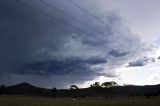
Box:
xmin=0 ymin=82 xmax=50 ymax=96
xmin=0 ymin=82 xmax=160 ymax=98
xmin=8 ymin=82 xmax=35 ymax=89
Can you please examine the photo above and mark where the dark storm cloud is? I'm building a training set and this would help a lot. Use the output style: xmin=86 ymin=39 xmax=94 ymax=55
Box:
xmin=0 ymin=0 xmax=151 ymax=88
xmin=14 ymin=56 xmax=107 ymax=75
xmin=109 ymin=49 xmax=129 ymax=57
xmin=0 ymin=0 xmax=74 ymax=69
xmin=127 ymin=57 xmax=156 ymax=67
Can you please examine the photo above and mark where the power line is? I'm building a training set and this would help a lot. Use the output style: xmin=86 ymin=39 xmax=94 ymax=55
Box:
xmin=40 ymin=0 xmax=105 ymax=37
xmin=16 ymin=0 xmax=131 ymax=52
xmin=15 ymin=0 xmax=105 ymax=44
xmin=67 ymin=0 xmax=133 ymax=43
xmin=39 ymin=0 xmax=130 ymax=49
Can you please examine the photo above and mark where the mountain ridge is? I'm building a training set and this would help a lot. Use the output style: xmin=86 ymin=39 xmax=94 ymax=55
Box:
xmin=0 ymin=82 xmax=160 ymax=97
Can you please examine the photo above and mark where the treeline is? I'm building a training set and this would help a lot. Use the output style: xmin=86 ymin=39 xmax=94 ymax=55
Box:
xmin=0 ymin=82 xmax=160 ymax=99
xmin=68 ymin=82 xmax=160 ymax=99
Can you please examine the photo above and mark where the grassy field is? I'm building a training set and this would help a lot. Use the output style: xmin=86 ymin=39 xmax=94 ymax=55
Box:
xmin=0 ymin=95 xmax=160 ymax=106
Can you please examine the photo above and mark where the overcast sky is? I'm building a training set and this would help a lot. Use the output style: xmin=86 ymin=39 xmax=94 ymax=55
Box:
xmin=0 ymin=0 xmax=160 ymax=88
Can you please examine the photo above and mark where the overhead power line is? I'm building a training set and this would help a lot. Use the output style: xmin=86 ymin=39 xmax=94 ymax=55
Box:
xmin=67 ymin=0 xmax=133 ymax=43
xmin=39 ymin=0 xmax=130 ymax=48
xmin=15 ymin=0 xmax=131 ymax=51
xmin=15 ymin=0 xmax=105 ymax=44
xmin=40 ymin=0 xmax=105 ymax=37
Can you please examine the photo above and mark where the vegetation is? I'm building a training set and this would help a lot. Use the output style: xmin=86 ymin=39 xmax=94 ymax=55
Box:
xmin=90 ymin=82 xmax=101 ymax=88
xmin=0 ymin=81 xmax=160 ymax=99
xmin=0 ymin=81 xmax=160 ymax=105
xmin=0 ymin=95 xmax=160 ymax=106
xmin=90 ymin=81 xmax=118 ymax=88
xmin=70 ymin=85 xmax=79 ymax=90
xmin=70 ymin=85 xmax=79 ymax=98
xmin=51 ymin=87 xmax=57 ymax=98
xmin=101 ymin=81 xmax=118 ymax=88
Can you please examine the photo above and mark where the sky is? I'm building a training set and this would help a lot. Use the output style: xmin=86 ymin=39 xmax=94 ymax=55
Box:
xmin=0 ymin=0 xmax=160 ymax=89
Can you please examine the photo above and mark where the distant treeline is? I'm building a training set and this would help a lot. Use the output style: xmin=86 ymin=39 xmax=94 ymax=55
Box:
xmin=0 ymin=82 xmax=160 ymax=99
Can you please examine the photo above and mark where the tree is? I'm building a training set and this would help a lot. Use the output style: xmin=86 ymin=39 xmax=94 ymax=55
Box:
xmin=70 ymin=85 xmax=79 ymax=98
xmin=0 ymin=85 xmax=5 ymax=95
xmin=123 ymin=84 xmax=134 ymax=86
xmin=51 ymin=87 xmax=57 ymax=98
xmin=90 ymin=82 xmax=101 ymax=88
xmin=70 ymin=85 xmax=79 ymax=90
xmin=101 ymin=81 xmax=118 ymax=88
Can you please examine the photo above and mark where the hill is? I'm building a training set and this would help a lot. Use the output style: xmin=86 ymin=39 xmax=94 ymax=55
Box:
xmin=0 ymin=82 xmax=50 ymax=96
xmin=0 ymin=83 xmax=160 ymax=98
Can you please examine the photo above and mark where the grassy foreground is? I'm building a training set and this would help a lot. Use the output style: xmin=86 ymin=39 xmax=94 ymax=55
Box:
xmin=0 ymin=96 xmax=160 ymax=106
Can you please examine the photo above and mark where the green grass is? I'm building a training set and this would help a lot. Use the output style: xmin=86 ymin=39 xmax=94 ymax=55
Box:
xmin=0 ymin=95 xmax=160 ymax=106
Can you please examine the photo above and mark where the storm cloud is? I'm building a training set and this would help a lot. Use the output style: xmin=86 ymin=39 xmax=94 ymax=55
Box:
xmin=109 ymin=49 xmax=129 ymax=57
xmin=0 ymin=0 xmax=154 ymax=88
xmin=127 ymin=57 xmax=156 ymax=67
xmin=14 ymin=56 xmax=107 ymax=75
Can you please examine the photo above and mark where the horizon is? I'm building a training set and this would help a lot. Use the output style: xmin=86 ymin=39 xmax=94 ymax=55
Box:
xmin=2 ymin=81 xmax=160 ymax=89
xmin=0 ymin=0 xmax=160 ymax=89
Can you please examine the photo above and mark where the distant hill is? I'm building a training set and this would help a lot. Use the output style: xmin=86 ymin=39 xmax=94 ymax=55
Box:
xmin=0 ymin=82 xmax=160 ymax=98
xmin=7 ymin=82 xmax=35 ymax=89
xmin=0 ymin=82 xmax=50 ymax=96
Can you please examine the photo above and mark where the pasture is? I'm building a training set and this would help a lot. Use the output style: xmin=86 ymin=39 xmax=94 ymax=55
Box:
xmin=0 ymin=95 xmax=160 ymax=106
